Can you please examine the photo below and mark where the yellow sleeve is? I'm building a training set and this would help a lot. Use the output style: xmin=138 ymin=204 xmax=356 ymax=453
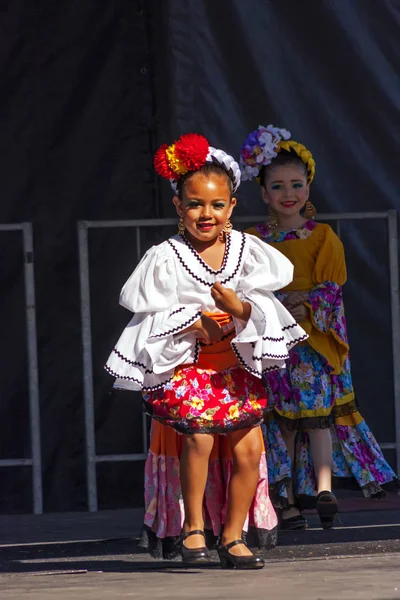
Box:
xmin=245 ymin=226 xmax=262 ymax=239
xmin=313 ymin=225 xmax=347 ymax=285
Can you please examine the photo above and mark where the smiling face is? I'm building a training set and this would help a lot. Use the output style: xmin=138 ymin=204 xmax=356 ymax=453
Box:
xmin=173 ymin=171 xmax=236 ymax=244
xmin=261 ymin=164 xmax=309 ymax=218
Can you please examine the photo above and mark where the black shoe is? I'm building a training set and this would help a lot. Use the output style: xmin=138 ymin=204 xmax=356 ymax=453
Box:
xmin=316 ymin=491 xmax=338 ymax=529
xmin=218 ymin=539 xmax=265 ymax=570
xmin=180 ymin=530 xmax=210 ymax=563
xmin=279 ymin=505 xmax=308 ymax=531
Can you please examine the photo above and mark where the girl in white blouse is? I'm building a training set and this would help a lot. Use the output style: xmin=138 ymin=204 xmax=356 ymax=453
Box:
xmin=106 ymin=134 xmax=306 ymax=569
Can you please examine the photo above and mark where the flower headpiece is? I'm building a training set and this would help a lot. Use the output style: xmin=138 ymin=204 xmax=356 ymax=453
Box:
xmin=240 ymin=125 xmax=315 ymax=184
xmin=154 ymin=133 xmax=241 ymax=193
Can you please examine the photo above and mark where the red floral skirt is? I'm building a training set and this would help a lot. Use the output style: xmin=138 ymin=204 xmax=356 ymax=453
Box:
xmin=143 ymin=364 xmax=267 ymax=434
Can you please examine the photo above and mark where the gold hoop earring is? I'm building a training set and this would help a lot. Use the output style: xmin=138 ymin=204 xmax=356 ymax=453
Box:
xmin=267 ymin=206 xmax=278 ymax=230
xmin=178 ymin=217 xmax=185 ymax=235
xmin=304 ymin=200 xmax=317 ymax=220
xmin=222 ymin=219 xmax=233 ymax=234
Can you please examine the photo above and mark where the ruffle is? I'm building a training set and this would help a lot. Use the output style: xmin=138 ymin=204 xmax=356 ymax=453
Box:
xmin=139 ymin=448 xmax=278 ymax=558
xmin=232 ymin=293 xmax=308 ymax=377
xmin=105 ymin=308 xmax=201 ymax=391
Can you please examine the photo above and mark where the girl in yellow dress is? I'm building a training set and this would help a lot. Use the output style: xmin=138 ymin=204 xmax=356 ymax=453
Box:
xmin=240 ymin=125 xmax=398 ymax=530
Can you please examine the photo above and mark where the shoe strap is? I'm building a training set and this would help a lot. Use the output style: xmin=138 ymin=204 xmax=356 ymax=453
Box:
xmin=181 ymin=530 xmax=206 ymax=540
xmin=223 ymin=539 xmax=246 ymax=551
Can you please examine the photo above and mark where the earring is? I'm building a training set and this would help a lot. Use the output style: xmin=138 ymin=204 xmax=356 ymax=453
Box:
xmin=304 ymin=200 xmax=317 ymax=220
xmin=222 ymin=219 xmax=233 ymax=234
xmin=219 ymin=219 xmax=233 ymax=242
xmin=178 ymin=217 xmax=185 ymax=235
xmin=267 ymin=206 xmax=278 ymax=230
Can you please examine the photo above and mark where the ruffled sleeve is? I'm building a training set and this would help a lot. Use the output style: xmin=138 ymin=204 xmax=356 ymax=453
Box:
xmin=105 ymin=244 xmax=202 ymax=391
xmin=231 ymin=234 xmax=308 ymax=377
xmin=304 ymin=225 xmax=349 ymax=374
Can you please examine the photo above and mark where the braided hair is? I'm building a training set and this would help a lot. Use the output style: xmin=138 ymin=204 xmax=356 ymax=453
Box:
xmin=260 ymin=141 xmax=315 ymax=187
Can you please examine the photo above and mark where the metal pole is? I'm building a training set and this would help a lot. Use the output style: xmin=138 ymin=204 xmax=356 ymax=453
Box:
xmin=388 ymin=210 xmax=400 ymax=476
xmin=78 ymin=222 xmax=98 ymax=511
xmin=135 ymin=226 xmax=148 ymax=453
xmin=22 ymin=223 xmax=43 ymax=515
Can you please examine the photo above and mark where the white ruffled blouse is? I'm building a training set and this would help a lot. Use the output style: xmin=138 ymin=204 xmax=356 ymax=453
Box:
xmin=105 ymin=230 xmax=307 ymax=391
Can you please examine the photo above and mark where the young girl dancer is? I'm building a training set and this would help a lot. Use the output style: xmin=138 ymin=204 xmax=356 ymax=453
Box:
xmin=105 ymin=133 xmax=306 ymax=568
xmin=240 ymin=124 xmax=398 ymax=530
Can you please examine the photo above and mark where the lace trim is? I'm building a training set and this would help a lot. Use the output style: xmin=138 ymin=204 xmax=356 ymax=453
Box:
xmin=138 ymin=524 xmax=278 ymax=559
xmin=111 ymin=348 xmax=153 ymax=374
xmin=170 ymin=307 xmax=185 ymax=317
xmin=274 ymin=411 xmax=334 ymax=431
xmin=167 ymin=240 xmax=214 ymax=287
xmin=332 ymin=398 xmax=359 ymax=417
xmin=261 ymin=334 xmax=285 ymax=342
xmin=105 ymin=364 xmax=143 ymax=387
xmin=105 ymin=365 xmax=173 ymax=392
xmin=271 ymin=397 xmax=360 ymax=430
xmin=251 ymin=333 xmax=308 ymax=361
xmin=180 ymin=231 xmax=231 ymax=275
xmin=231 ymin=342 xmax=282 ymax=376
xmin=252 ymin=350 xmax=289 ymax=361
xmin=286 ymin=333 xmax=309 ymax=349
xmin=144 ymin=401 xmax=263 ymax=434
xmin=282 ymin=322 xmax=299 ymax=332
xmin=167 ymin=232 xmax=246 ymax=288
xmin=219 ymin=233 xmax=246 ymax=286
xmin=193 ymin=338 xmax=200 ymax=363
xmin=149 ymin=311 xmax=202 ymax=339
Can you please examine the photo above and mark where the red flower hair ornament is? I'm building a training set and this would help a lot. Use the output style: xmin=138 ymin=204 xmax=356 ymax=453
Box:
xmin=154 ymin=133 xmax=241 ymax=193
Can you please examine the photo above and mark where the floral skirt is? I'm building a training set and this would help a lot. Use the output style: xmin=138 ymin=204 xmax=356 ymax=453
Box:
xmin=266 ymin=343 xmax=355 ymax=430
xmin=143 ymin=364 xmax=267 ymax=434
xmin=264 ymin=343 xmax=398 ymax=502
xmin=138 ymin=421 xmax=278 ymax=559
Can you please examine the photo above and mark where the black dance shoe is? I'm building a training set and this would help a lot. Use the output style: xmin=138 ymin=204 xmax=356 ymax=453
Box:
xmin=180 ymin=530 xmax=210 ymax=563
xmin=218 ymin=539 xmax=265 ymax=570
xmin=316 ymin=490 xmax=338 ymax=529
xmin=279 ymin=504 xmax=308 ymax=531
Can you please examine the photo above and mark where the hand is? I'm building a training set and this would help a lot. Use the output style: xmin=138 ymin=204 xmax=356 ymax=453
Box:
xmin=284 ymin=291 xmax=309 ymax=309
xmin=211 ymin=282 xmax=251 ymax=320
xmin=288 ymin=304 xmax=308 ymax=322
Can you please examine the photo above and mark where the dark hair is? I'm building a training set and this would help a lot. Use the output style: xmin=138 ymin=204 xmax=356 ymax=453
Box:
xmin=177 ymin=161 xmax=234 ymax=200
xmin=260 ymin=150 xmax=308 ymax=187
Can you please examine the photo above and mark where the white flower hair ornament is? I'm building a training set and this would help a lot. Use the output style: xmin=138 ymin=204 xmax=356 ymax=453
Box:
xmin=239 ymin=125 xmax=291 ymax=181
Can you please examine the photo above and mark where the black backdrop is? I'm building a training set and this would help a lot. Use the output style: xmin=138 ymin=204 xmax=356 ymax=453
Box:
xmin=1 ymin=0 xmax=399 ymax=513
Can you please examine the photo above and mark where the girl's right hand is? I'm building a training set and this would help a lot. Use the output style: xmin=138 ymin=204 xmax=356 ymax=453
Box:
xmin=192 ymin=314 xmax=222 ymax=344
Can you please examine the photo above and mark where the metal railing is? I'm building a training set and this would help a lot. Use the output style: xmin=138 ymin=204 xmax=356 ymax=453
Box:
xmin=78 ymin=211 xmax=400 ymax=512
xmin=0 ymin=223 xmax=42 ymax=514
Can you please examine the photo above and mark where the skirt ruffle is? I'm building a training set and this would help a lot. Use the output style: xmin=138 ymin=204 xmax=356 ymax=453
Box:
xmin=138 ymin=422 xmax=278 ymax=558
xmin=265 ymin=412 xmax=399 ymax=506
xmin=143 ymin=364 xmax=267 ymax=434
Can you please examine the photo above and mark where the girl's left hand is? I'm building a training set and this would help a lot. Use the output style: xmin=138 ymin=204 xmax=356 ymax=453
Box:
xmin=211 ymin=282 xmax=251 ymax=320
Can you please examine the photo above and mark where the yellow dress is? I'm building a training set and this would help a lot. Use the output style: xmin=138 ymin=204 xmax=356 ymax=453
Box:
xmin=247 ymin=221 xmax=355 ymax=424
xmin=246 ymin=220 xmax=398 ymax=500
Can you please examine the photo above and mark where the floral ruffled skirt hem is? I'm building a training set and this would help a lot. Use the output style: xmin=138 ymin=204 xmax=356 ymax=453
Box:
xmin=264 ymin=415 xmax=398 ymax=505
xmin=145 ymin=401 xmax=263 ymax=434
xmin=142 ymin=422 xmax=278 ymax=559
